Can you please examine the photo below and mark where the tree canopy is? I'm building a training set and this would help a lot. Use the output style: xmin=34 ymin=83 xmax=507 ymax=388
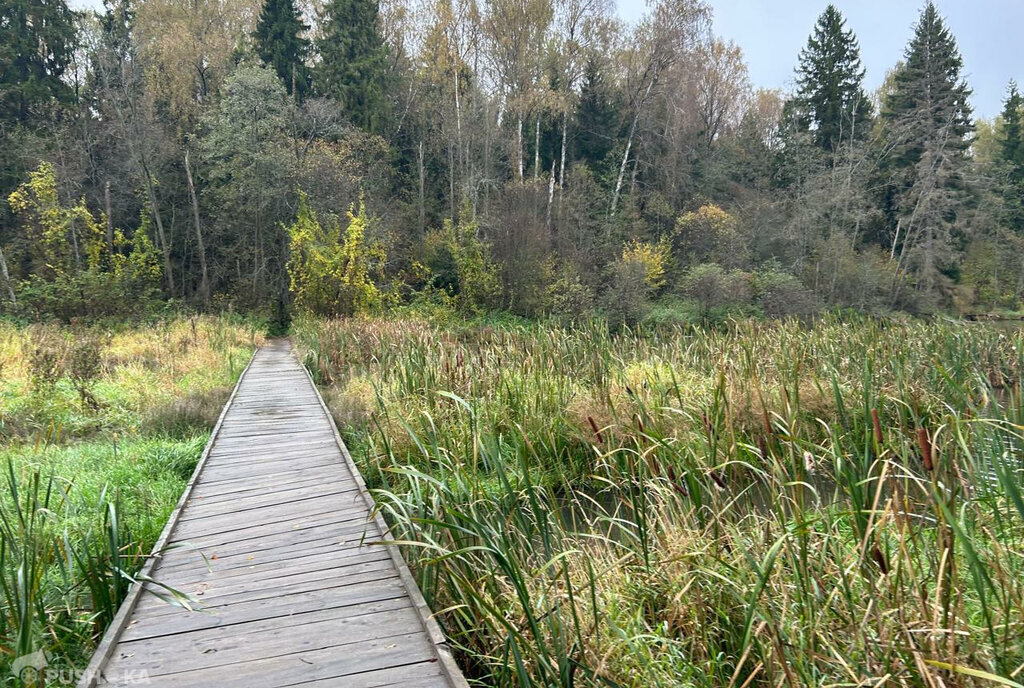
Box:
xmin=0 ymin=0 xmax=1020 ymax=321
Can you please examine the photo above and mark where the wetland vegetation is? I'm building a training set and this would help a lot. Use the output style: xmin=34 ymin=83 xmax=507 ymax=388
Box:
xmin=296 ymin=315 xmax=1024 ymax=687
xmin=0 ymin=317 xmax=259 ymax=676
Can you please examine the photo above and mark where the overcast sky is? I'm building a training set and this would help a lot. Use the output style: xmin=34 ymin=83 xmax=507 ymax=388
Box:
xmin=616 ymin=0 xmax=1023 ymax=119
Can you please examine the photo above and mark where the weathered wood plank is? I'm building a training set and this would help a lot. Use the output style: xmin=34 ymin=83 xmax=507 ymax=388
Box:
xmin=80 ymin=340 xmax=467 ymax=688
xmin=149 ymin=547 xmax=394 ymax=590
xmin=106 ymin=606 xmax=426 ymax=676
xmin=151 ymin=534 xmax=385 ymax=578
xmin=134 ymin=555 xmax=397 ymax=608
xmin=101 ymin=632 xmax=445 ymax=687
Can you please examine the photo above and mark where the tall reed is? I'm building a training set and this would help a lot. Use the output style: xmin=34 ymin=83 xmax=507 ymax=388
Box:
xmin=296 ymin=314 xmax=1024 ymax=687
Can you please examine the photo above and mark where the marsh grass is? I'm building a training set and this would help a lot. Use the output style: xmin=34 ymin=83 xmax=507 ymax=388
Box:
xmin=296 ymin=315 xmax=1024 ymax=687
xmin=0 ymin=316 xmax=260 ymax=679
xmin=0 ymin=315 xmax=261 ymax=441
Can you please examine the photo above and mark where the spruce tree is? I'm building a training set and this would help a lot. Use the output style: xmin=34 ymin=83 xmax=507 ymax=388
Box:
xmin=793 ymin=4 xmax=872 ymax=151
xmin=573 ymin=57 xmax=620 ymax=167
xmin=253 ymin=0 xmax=311 ymax=99
xmin=1002 ymin=83 xmax=1023 ymax=180
xmin=315 ymin=0 xmax=390 ymax=133
xmin=1000 ymin=82 xmax=1024 ymax=232
xmin=881 ymin=2 xmax=974 ymax=304
xmin=0 ymin=0 xmax=77 ymax=124
xmin=883 ymin=2 xmax=973 ymax=169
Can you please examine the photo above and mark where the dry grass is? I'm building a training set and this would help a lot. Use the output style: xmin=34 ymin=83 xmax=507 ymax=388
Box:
xmin=0 ymin=315 xmax=262 ymax=677
xmin=297 ymin=314 xmax=1024 ymax=687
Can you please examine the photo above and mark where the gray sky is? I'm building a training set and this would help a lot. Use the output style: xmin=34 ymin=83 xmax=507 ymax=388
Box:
xmin=616 ymin=0 xmax=1024 ymax=119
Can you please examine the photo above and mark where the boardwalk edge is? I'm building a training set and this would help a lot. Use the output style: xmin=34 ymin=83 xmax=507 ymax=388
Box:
xmin=296 ymin=342 xmax=472 ymax=688
xmin=77 ymin=345 xmax=260 ymax=688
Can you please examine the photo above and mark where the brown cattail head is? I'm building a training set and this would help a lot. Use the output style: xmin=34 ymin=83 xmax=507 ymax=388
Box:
xmin=872 ymin=545 xmax=889 ymax=574
xmin=917 ymin=427 xmax=934 ymax=472
xmin=761 ymin=406 xmax=772 ymax=435
xmin=702 ymin=412 xmax=713 ymax=437
xmin=588 ymin=416 xmax=604 ymax=444
xmin=871 ymin=408 xmax=883 ymax=446
xmin=758 ymin=434 xmax=769 ymax=461
xmin=709 ymin=470 xmax=726 ymax=489
xmin=634 ymin=413 xmax=645 ymax=434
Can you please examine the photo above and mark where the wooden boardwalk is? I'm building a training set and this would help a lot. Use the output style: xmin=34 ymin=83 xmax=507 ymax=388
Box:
xmin=81 ymin=340 xmax=467 ymax=688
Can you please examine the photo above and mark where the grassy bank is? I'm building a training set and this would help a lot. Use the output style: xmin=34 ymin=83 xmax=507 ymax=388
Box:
xmin=0 ymin=316 xmax=260 ymax=678
xmin=295 ymin=315 xmax=1024 ymax=687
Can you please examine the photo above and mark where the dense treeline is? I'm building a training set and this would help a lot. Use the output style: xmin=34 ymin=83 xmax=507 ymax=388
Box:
xmin=1 ymin=0 xmax=1022 ymax=321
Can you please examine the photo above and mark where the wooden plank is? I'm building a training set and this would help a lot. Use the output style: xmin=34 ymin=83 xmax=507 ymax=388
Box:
xmin=176 ymin=484 xmax=363 ymax=523
xmin=299 ymin=352 xmax=469 ymax=688
xmin=107 ymin=606 xmax=425 ymax=676
xmin=290 ymin=668 xmax=449 ymax=688
xmin=167 ymin=508 xmax=375 ymax=549
xmin=118 ymin=598 xmax=414 ymax=658
xmin=101 ymin=633 xmax=444 ymax=687
xmin=133 ymin=555 xmax=397 ymax=608
xmin=151 ymin=533 xmax=384 ymax=578
xmin=148 ymin=547 xmax=394 ymax=590
xmin=132 ymin=568 xmax=402 ymax=621
xmin=118 ymin=579 xmax=412 ymax=641
xmin=80 ymin=340 xmax=468 ymax=688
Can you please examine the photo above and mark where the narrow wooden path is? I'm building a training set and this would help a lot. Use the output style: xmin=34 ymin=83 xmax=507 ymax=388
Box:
xmin=81 ymin=340 xmax=467 ymax=688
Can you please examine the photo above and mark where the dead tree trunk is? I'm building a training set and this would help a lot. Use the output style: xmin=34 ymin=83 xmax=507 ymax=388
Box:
xmin=559 ymin=110 xmax=568 ymax=188
xmin=418 ymin=140 xmax=426 ymax=234
xmin=534 ymin=117 xmax=541 ymax=181
xmin=0 ymin=245 xmax=15 ymax=304
xmin=104 ymin=180 xmax=114 ymax=256
xmin=184 ymin=148 xmax=210 ymax=306
xmin=611 ymin=62 xmax=660 ymax=217
xmin=141 ymin=160 xmax=175 ymax=295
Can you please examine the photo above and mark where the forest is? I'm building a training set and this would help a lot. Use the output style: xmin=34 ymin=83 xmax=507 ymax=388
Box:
xmin=3 ymin=0 xmax=1024 ymax=686
xmin=1 ymin=0 xmax=1022 ymax=323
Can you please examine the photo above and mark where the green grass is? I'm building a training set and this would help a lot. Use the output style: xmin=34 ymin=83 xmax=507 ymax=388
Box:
xmin=295 ymin=314 xmax=1024 ymax=688
xmin=0 ymin=316 xmax=260 ymax=681
xmin=0 ymin=436 xmax=205 ymax=672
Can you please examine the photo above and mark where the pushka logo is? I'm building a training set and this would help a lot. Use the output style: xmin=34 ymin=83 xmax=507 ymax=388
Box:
xmin=9 ymin=650 xmax=150 ymax=686
xmin=11 ymin=649 xmax=47 ymax=683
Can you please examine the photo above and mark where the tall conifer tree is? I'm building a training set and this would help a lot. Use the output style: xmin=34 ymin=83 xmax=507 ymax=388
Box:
xmin=793 ymin=4 xmax=872 ymax=151
xmin=881 ymin=2 xmax=974 ymax=303
xmin=0 ymin=0 xmax=77 ymax=124
xmin=1000 ymin=82 xmax=1024 ymax=232
xmin=574 ymin=58 xmax=620 ymax=167
xmin=254 ymin=0 xmax=311 ymax=99
xmin=315 ymin=0 xmax=390 ymax=133
xmin=883 ymin=3 xmax=973 ymax=168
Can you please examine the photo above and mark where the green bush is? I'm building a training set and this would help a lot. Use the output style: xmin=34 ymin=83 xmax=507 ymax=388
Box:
xmin=753 ymin=262 xmax=820 ymax=318
xmin=680 ymin=263 xmax=753 ymax=323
